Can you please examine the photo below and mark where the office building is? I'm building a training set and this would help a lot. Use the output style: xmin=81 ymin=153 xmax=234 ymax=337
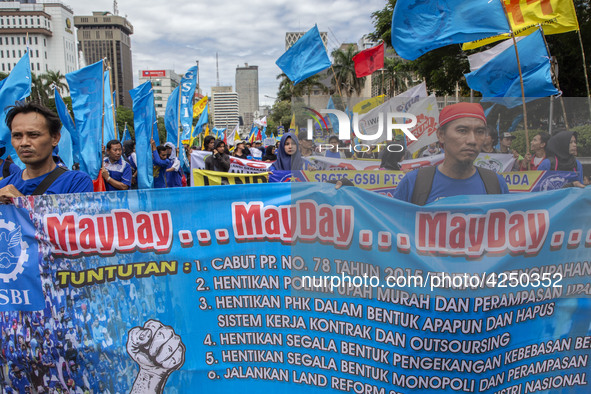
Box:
xmin=138 ymin=69 xmax=180 ymax=117
xmin=75 ymin=11 xmax=133 ymax=107
xmin=211 ymin=86 xmax=239 ymax=129
xmin=235 ymin=64 xmax=258 ymax=127
xmin=0 ymin=1 xmax=77 ymax=75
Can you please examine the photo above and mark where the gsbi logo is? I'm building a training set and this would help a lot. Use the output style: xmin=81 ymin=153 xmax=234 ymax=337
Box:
xmin=0 ymin=219 xmax=29 ymax=283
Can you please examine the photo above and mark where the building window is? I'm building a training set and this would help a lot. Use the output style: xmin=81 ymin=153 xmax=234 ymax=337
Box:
xmin=6 ymin=18 xmax=8 ymax=26
xmin=34 ymin=37 xmax=37 ymax=45
xmin=37 ymin=18 xmax=40 ymax=25
xmin=28 ymin=36 xmax=31 ymax=45
xmin=43 ymin=39 xmax=46 ymax=46
xmin=12 ymin=50 xmax=15 ymax=58
xmin=37 ymin=63 xmax=39 ymax=71
xmin=36 ymin=50 xmax=38 ymax=58
xmin=17 ymin=37 xmax=20 ymax=45
xmin=1 ymin=64 xmax=4 ymax=71
xmin=96 ymin=31 xmax=100 ymax=39
xmin=18 ymin=50 xmax=21 ymax=58
xmin=44 ymin=52 xmax=46 ymax=59
xmin=0 ymin=51 xmax=3 ymax=58
xmin=11 ymin=37 xmax=14 ymax=45
xmin=155 ymin=104 xmax=163 ymax=108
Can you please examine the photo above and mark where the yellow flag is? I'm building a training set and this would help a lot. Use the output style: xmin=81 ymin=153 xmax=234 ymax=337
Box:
xmin=463 ymin=0 xmax=579 ymax=50
xmin=193 ymin=96 xmax=208 ymax=118
xmin=289 ymin=114 xmax=295 ymax=131
xmin=352 ymin=95 xmax=386 ymax=115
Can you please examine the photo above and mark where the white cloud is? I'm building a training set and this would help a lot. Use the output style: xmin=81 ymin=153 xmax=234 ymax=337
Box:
xmin=67 ymin=0 xmax=384 ymax=106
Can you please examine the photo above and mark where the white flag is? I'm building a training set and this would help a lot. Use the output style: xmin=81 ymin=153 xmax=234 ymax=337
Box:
xmin=468 ymin=37 xmax=525 ymax=72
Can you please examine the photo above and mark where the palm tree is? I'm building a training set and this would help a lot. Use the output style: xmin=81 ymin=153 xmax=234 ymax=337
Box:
xmin=373 ymin=56 xmax=414 ymax=97
xmin=30 ymin=73 xmax=49 ymax=104
xmin=276 ymin=73 xmax=328 ymax=105
xmin=43 ymin=70 xmax=69 ymax=94
xmin=331 ymin=45 xmax=366 ymax=103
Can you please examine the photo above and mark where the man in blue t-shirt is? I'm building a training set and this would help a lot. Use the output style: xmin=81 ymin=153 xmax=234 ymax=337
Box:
xmin=151 ymin=139 xmax=171 ymax=188
xmin=101 ymin=139 xmax=132 ymax=191
xmin=394 ymin=102 xmax=509 ymax=205
xmin=0 ymin=102 xmax=93 ymax=203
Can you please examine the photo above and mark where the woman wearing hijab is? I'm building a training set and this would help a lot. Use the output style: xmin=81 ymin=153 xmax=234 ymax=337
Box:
xmin=380 ymin=143 xmax=406 ymax=171
xmin=262 ymin=145 xmax=277 ymax=162
xmin=538 ymin=130 xmax=585 ymax=188
xmin=163 ymin=142 xmax=183 ymax=187
xmin=269 ymin=132 xmax=303 ymax=171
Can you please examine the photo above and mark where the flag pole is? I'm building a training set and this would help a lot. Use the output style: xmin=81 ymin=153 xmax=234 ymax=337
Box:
xmin=177 ymin=85 xmax=182 ymax=150
xmin=576 ymin=29 xmax=591 ymax=118
xmin=330 ymin=65 xmax=345 ymax=108
xmin=499 ymin=0 xmax=529 ymax=153
xmin=539 ymin=27 xmax=569 ymax=129
xmin=100 ymin=58 xmax=106 ymax=175
xmin=106 ymin=61 xmax=118 ymax=138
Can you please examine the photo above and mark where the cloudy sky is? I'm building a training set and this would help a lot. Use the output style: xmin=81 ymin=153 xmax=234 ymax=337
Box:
xmin=66 ymin=0 xmax=385 ymax=106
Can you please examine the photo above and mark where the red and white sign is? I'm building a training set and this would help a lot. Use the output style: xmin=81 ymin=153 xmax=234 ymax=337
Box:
xmin=142 ymin=70 xmax=166 ymax=77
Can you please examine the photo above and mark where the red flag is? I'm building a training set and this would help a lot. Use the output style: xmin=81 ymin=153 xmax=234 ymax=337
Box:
xmin=352 ymin=43 xmax=384 ymax=78
xmin=93 ymin=172 xmax=106 ymax=192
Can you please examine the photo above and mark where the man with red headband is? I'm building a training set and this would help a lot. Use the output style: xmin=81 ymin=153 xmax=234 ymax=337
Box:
xmin=394 ymin=102 xmax=509 ymax=205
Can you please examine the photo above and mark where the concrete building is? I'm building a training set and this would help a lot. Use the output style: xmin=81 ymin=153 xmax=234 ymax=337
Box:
xmin=0 ymin=1 xmax=77 ymax=75
xmin=235 ymin=63 xmax=258 ymax=127
xmin=74 ymin=11 xmax=133 ymax=107
xmin=211 ymin=86 xmax=239 ymax=130
xmin=138 ymin=69 xmax=180 ymax=117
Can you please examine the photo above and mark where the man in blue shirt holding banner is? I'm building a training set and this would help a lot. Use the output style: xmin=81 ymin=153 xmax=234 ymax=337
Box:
xmin=102 ymin=139 xmax=132 ymax=191
xmin=394 ymin=102 xmax=509 ymax=205
xmin=0 ymin=102 xmax=93 ymax=202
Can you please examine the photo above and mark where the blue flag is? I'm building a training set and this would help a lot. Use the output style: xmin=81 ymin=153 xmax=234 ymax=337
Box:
xmin=164 ymin=86 xmax=180 ymax=145
xmin=391 ymin=0 xmax=510 ymax=60
xmin=276 ymin=25 xmax=331 ymax=85
xmin=193 ymin=103 xmax=208 ymax=137
xmin=57 ymin=125 xmax=73 ymax=170
xmin=326 ymin=96 xmax=339 ymax=135
xmin=103 ymin=70 xmax=116 ymax=143
xmin=0 ymin=51 xmax=31 ymax=161
xmin=212 ymin=128 xmax=226 ymax=139
xmin=129 ymin=81 xmax=155 ymax=189
xmin=121 ymin=123 xmax=131 ymax=142
xmin=54 ymin=89 xmax=75 ymax=169
xmin=152 ymin=105 xmax=160 ymax=146
xmin=66 ymin=60 xmax=104 ymax=177
xmin=180 ymin=66 xmax=198 ymax=141
xmin=465 ymin=30 xmax=559 ymax=108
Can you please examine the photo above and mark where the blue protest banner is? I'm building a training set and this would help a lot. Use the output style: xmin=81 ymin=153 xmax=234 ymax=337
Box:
xmin=3 ymin=184 xmax=591 ymax=393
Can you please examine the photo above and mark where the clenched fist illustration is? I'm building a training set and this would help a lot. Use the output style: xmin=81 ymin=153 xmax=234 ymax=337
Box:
xmin=127 ymin=320 xmax=185 ymax=394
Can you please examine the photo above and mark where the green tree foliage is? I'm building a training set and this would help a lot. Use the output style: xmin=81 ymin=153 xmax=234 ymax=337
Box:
xmin=44 ymin=70 xmax=69 ymax=94
xmin=277 ymin=73 xmax=327 ymax=103
xmin=369 ymin=0 xmax=591 ymax=97
xmin=545 ymin=1 xmax=591 ymax=97
xmin=331 ymin=45 xmax=366 ymax=99
xmin=116 ymin=106 xmax=135 ymax=139
xmin=268 ymin=100 xmax=293 ymax=134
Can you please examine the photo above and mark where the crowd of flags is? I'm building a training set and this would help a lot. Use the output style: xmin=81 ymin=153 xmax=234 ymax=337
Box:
xmin=0 ymin=0 xmax=585 ymax=189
